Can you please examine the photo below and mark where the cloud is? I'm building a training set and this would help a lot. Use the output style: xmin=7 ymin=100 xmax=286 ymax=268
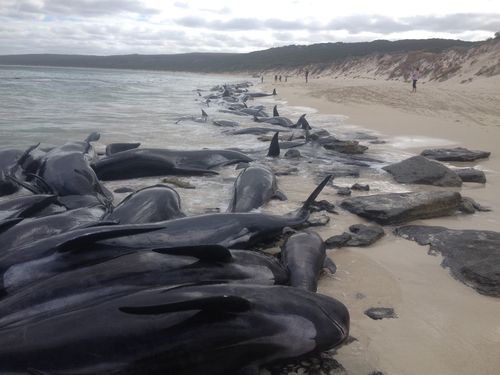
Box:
xmin=0 ymin=0 xmax=159 ymax=19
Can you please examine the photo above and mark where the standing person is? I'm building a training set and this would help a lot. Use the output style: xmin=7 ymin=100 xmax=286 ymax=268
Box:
xmin=305 ymin=69 xmax=309 ymax=83
xmin=411 ymin=67 xmax=420 ymax=93
xmin=274 ymin=75 xmax=278 ymax=83
xmin=279 ymin=75 xmax=282 ymax=82
xmin=261 ymin=76 xmax=264 ymax=83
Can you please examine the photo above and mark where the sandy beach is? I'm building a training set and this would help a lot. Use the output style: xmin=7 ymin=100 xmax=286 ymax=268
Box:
xmin=262 ymin=75 xmax=500 ymax=374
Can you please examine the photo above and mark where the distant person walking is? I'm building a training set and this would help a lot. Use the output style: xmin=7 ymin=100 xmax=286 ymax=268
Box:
xmin=261 ymin=76 xmax=264 ymax=83
xmin=274 ymin=75 xmax=278 ymax=83
xmin=411 ymin=67 xmax=420 ymax=93
xmin=279 ymin=75 xmax=282 ymax=82
xmin=305 ymin=69 xmax=309 ymax=83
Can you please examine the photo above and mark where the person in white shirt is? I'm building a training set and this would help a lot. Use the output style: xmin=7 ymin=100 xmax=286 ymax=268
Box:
xmin=411 ymin=67 xmax=420 ymax=93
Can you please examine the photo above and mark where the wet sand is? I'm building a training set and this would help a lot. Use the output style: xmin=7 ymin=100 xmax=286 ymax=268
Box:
xmin=262 ymin=76 xmax=500 ymax=374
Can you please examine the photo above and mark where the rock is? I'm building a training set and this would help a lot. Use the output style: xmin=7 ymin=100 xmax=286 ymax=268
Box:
xmin=113 ymin=187 xmax=134 ymax=193
xmin=340 ymin=191 xmax=463 ymax=225
xmin=394 ymin=225 xmax=500 ymax=297
xmin=335 ymin=186 xmax=352 ymax=196
xmin=461 ymin=196 xmax=491 ymax=212
xmin=304 ymin=214 xmax=331 ymax=227
xmin=369 ymin=372 xmax=384 ymax=375
xmin=369 ymin=140 xmax=386 ymax=144
xmin=382 ymin=156 xmax=462 ymax=187
xmin=421 ymin=147 xmax=490 ymax=162
xmin=355 ymin=292 xmax=366 ymax=299
xmin=325 ymin=233 xmax=352 ymax=248
xmin=347 ymin=224 xmax=385 ymax=246
xmin=454 ymin=168 xmax=486 ymax=183
xmin=284 ymin=149 xmax=301 ymax=159
xmin=323 ymin=140 xmax=368 ymax=154
xmin=364 ymin=307 xmax=398 ymax=320
xmin=161 ymin=177 xmax=196 ymax=189
xmin=310 ymin=200 xmax=337 ymax=214
xmin=351 ymin=183 xmax=370 ymax=191
xmin=326 ymin=224 xmax=385 ymax=248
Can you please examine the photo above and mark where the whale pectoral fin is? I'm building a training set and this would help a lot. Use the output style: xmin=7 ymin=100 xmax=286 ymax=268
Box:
xmin=236 ymin=365 xmax=260 ymax=375
xmin=272 ymin=190 xmax=288 ymax=201
xmin=119 ymin=295 xmax=252 ymax=315
xmin=323 ymin=257 xmax=337 ymax=274
xmin=152 ymin=245 xmax=233 ymax=262
xmin=57 ymin=224 xmax=163 ymax=252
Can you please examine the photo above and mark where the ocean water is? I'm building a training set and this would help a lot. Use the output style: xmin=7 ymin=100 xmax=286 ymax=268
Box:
xmin=0 ymin=65 xmax=394 ymax=213
xmin=0 ymin=65 xmax=253 ymax=148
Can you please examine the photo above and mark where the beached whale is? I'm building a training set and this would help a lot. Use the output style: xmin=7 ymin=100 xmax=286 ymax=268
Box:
xmin=0 ymin=283 xmax=349 ymax=375
xmin=281 ymin=230 xmax=334 ymax=292
xmin=228 ymin=165 xmax=286 ymax=212
xmin=92 ymin=148 xmax=253 ymax=180
xmin=99 ymin=175 xmax=331 ymax=250
xmin=0 ymin=247 xmax=288 ymax=328
xmin=105 ymin=184 xmax=185 ymax=224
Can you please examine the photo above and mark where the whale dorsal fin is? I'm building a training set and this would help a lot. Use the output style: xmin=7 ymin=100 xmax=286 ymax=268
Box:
xmin=119 ymin=295 xmax=251 ymax=315
xmin=267 ymin=132 xmax=280 ymax=157
xmin=152 ymin=245 xmax=232 ymax=262
xmin=273 ymin=105 xmax=279 ymax=117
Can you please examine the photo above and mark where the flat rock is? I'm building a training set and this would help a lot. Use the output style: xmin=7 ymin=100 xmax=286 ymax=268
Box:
xmin=382 ymin=156 xmax=462 ymax=187
xmin=421 ymin=147 xmax=490 ymax=161
xmin=335 ymin=187 xmax=352 ymax=196
xmin=347 ymin=224 xmax=385 ymax=246
xmin=351 ymin=183 xmax=370 ymax=191
xmin=340 ymin=191 xmax=463 ymax=225
xmin=364 ymin=307 xmax=398 ymax=320
xmin=304 ymin=213 xmax=331 ymax=227
xmin=325 ymin=224 xmax=385 ymax=248
xmin=394 ymin=225 xmax=500 ymax=297
xmin=310 ymin=200 xmax=337 ymax=214
xmin=454 ymin=168 xmax=486 ymax=183
xmin=325 ymin=232 xmax=352 ymax=249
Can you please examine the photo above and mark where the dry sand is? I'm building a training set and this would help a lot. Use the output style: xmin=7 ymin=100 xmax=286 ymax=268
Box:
xmin=262 ymin=76 xmax=500 ymax=374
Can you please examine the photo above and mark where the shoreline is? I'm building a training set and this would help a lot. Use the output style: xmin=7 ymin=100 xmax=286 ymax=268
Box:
xmin=261 ymin=76 xmax=500 ymax=374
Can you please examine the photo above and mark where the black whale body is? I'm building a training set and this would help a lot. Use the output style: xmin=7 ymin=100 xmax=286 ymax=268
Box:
xmin=0 ymin=284 xmax=349 ymax=375
xmin=92 ymin=148 xmax=253 ymax=180
xmin=0 ymin=247 xmax=288 ymax=328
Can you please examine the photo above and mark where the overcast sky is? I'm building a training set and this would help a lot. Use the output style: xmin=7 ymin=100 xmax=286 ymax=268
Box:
xmin=1 ymin=0 xmax=499 ymax=55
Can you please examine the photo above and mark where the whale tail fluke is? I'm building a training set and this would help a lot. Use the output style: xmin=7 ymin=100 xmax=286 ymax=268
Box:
xmin=296 ymin=175 xmax=332 ymax=218
xmin=272 ymin=88 xmax=277 ymax=95
xmin=273 ymin=105 xmax=279 ymax=117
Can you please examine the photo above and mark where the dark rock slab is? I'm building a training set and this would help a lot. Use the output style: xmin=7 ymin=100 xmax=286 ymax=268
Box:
xmin=394 ymin=225 xmax=500 ymax=297
xmin=351 ymin=183 xmax=370 ymax=191
xmin=421 ymin=147 xmax=490 ymax=162
xmin=347 ymin=224 xmax=385 ymax=246
xmin=364 ymin=307 xmax=398 ymax=320
xmin=335 ymin=186 xmax=352 ymax=196
xmin=454 ymin=168 xmax=486 ymax=183
xmin=382 ymin=156 xmax=462 ymax=187
xmin=326 ymin=224 xmax=385 ymax=248
xmin=340 ymin=191 xmax=463 ymax=225
xmin=326 ymin=232 xmax=352 ymax=248
xmin=310 ymin=200 xmax=338 ymax=214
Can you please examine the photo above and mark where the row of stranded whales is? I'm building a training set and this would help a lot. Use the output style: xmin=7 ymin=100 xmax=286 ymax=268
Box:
xmin=0 ymin=175 xmax=331 ymax=295
xmin=0 ymin=246 xmax=288 ymax=329
xmin=0 ymin=81 xmax=353 ymax=374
